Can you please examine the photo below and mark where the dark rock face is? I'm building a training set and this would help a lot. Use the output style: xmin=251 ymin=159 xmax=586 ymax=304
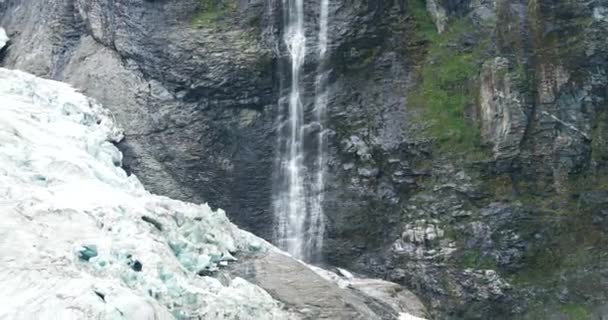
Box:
xmin=317 ymin=0 xmax=418 ymax=270
xmin=389 ymin=0 xmax=608 ymax=318
xmin=3 ymin=0 xmax=608 ymax=318
xmin=0 ymin=0 xmax=279 ymax=239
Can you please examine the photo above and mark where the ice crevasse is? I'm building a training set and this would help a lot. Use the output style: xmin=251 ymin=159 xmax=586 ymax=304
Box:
xmin=0 ymin=67 xmax=290 ymax=319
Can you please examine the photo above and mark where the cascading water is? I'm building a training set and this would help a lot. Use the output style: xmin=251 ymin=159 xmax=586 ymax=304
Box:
xmin=274 ymin=0 xmax=307 ymax=260
xmin=274 ymin=0 xmax=330 ymax=262
xmin=307 ymin=0 xmax=330 ymax=260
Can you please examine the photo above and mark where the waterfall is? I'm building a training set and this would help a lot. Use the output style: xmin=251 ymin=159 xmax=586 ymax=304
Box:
xmin=273 ymin=0 xmax=330 ymax=261
xmin=274 ymin=0 xmax=307 ymax=260
xmin=308 ymin=0 xmax=330 ymax=260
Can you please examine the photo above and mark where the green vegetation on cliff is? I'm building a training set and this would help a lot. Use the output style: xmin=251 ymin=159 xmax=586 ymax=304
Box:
xmin=407 ymin=0 xmax=489 ymax=158
xmin=459 ymin=250 xmax=497 ymax=269
xmin=194 ymin=0 xmax=237 ymax=27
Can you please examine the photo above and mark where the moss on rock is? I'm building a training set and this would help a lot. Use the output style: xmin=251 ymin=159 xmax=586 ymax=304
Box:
xmin=407 ymin=0 xmax=491 ymax=159
xmin=193 ymin=0 xmax=238 ymax=28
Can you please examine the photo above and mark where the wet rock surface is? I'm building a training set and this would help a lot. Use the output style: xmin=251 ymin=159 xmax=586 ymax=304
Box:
xmin=348 ymin=278 xmax=428 ymax=318
xmin=227 ymin=251 xmax=427 ymax=320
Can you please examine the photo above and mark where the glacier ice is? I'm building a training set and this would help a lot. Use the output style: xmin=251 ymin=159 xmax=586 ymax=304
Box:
xmin=0 ymin=68 xmax=289 ymax=319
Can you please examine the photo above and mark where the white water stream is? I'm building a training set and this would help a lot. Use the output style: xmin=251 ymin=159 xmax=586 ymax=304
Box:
xmin=274 ymin=0 xmax=330 ymax=261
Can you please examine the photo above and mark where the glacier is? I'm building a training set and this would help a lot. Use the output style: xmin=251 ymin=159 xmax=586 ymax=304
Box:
xmin=0 ymin=67 xmax=290 ymax=319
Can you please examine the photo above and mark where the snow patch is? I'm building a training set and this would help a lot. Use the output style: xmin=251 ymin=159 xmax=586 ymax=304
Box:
xmin=308 ymin=265 xmax=351 ymax=289
xmin=400 ymin=313 xmax=427 ymax=320
xmin=0 ymin=68 xmax=287 ymax=319
xmin=594 ymin=7 xmax=608 ymax=22
xmin=0 ymin=27 xmax=8 ymax=50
